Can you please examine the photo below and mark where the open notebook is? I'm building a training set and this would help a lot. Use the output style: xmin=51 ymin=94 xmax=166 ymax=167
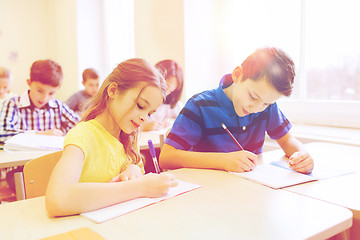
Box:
xmin=230 ymin=160 xmax=355 ymax=189
xmin=81 ymin=180 xmax=201 ymax=223
xmin=4 ymin=133 xmax=64 ymax=152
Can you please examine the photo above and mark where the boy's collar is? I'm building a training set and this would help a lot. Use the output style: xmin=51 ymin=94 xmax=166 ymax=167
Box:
xmin=18 ymin=91 xmax=57 ymax=109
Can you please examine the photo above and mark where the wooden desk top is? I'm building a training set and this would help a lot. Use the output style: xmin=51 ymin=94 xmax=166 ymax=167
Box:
xmin=0 ymin=150 xmax=51 ymax=168
xmin=0 ymin=168 xmax=352 ymax=240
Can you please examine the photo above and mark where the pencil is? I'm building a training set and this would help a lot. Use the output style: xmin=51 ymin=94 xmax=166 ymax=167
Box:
xmin=221 ymin=123 xmax=244 ymax=151
xmin=147 ymin=139 xmax=161 ymax=174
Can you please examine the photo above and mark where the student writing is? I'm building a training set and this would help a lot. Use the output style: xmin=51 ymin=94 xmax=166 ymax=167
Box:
xmin=46 ymin=58 xmax=178 ymax=217
xmin=142 ymin=59 xmax=184 ymax=131
xmin=65 ymin=68 xmax=100 ymax=116
xmin=160 ymin=47 xmax=314 ymax=174
xmin=0 ymin=59 xmax=80 ymax=143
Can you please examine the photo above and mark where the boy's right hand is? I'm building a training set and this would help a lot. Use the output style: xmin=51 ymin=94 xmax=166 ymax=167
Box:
xmin=140 ymin=173 xmax=178 ymax=198
xmin=36 ymin=129 xmax=64 ymax=136
xmin=224 ymin=151 xmax=257 ymax=172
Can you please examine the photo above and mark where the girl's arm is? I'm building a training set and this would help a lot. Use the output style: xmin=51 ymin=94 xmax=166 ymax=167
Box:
xmin=276 ymin=132 xmax=314 ymax=173
xmin=159 ymin=143 xmax=257 ymax=172
xmin=45 ymin=145 xmax=177 ymax=217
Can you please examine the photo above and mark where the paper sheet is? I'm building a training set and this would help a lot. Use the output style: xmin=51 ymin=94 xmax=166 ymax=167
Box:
xmin=81 ymin=180 xmax=201 ymax=223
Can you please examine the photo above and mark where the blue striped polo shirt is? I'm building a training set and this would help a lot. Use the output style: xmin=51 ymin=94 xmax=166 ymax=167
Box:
xmin=165 ymin=74 xmax=291 ymax=154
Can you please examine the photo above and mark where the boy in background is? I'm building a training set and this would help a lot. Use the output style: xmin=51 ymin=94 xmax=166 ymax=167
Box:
xmin=0 ymin=59 xmax=80 ymax=143
xmin=0 ymin=59 xmax=80 ymax=191
xmin=66 ymin=68 xmax=99 ymax=115
xmin=0 ymin=67 xmax=16 ymax=108
xmin=160 ymin=47 xmax=314 ymax=174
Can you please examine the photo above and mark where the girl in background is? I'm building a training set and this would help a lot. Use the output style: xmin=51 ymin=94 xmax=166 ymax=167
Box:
xmin=142 ymin=59 xmax=184 ymax=131
xmin=46 ymin=58 xmax=178 ymax=217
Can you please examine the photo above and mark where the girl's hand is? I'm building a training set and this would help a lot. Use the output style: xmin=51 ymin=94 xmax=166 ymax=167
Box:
xmin=288 ymin=152 xmax=314 ymax=174
xmin=140 ymin=173 xmax=178 ymax=198
xmin=109 ymin=164 xmax=143 ymax=182
xmin=224 ymin=151 xmax=257 ymax=172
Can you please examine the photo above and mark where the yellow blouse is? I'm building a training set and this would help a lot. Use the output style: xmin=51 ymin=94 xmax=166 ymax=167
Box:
xmin=64 ymin=119 xmax=144 ymax=182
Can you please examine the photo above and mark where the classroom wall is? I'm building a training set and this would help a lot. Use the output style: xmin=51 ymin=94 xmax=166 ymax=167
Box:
xmin=0 ymin=0 xmax=79 ymax=101
xmin=0 ymin=0 xmax=185 ymax=102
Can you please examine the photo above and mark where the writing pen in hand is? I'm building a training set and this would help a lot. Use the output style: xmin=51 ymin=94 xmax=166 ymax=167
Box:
xmin=221 ymin=123 xmax=244 ymax=150
xmin=148 ymin=139 xmax=161 ymax=174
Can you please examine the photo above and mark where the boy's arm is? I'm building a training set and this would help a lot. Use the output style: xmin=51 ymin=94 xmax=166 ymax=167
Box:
xmin=276 ymin=132 xmax=314 ymax=173
xmin=0 ymin=99 xmax=24 ymax=142
xmin=159 ymin=143 xmax=257 ymax=172
xmin=59 ymin=101 xmax=81 ymax=132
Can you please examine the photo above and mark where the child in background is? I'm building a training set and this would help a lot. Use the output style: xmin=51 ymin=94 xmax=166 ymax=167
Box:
xmin=0 ymin=67 xmax=16 ymax=108
xmin=66 ymin=68 xmax=100 ymax=116
xmin=142 ymin=60 xmax=184 ymax=131
xmin=160 ymin=47 xmax=314 ymax=174
xmin=0 ymin=59 xmax=80 ymax=143
xmin=46 ymin=58 xmax=178 ymax=217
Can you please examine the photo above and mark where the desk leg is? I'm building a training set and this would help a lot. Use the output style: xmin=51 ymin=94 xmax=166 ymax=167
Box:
xmin=327 ymin=229 xmax=350 ymax=240
xmin=14 ymin=172 xmax=26 ymax=200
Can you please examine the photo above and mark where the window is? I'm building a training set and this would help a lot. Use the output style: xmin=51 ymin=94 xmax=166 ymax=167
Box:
xmin=184 ymin=0 xmax=360 ymax=128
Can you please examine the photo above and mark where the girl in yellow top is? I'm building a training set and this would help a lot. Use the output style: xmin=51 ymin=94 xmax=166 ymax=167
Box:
xmin=46 ymin=58 xmax=178 ymax=217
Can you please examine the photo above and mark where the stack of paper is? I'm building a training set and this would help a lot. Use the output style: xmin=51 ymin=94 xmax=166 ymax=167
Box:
xmin=4 ymin=133 xmax=65 ymax=152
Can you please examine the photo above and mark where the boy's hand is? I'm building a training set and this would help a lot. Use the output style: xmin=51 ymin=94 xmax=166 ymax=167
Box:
xmin=288 ymin=152 xmax=314 ymax=174
xmin=36 ymin=129 xmax=64 ymax=136
xmin=139 ymin=173 xmax=178 ymax=198
xmin=109 ymin=164 xmax=143 ymax=182
xmin=224 ymin=151 xmax=257 ymax=172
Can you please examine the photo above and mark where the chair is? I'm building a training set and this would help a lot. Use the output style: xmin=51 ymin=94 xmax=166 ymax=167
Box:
xmin=14 ymin=151 xmax=62 ymax=200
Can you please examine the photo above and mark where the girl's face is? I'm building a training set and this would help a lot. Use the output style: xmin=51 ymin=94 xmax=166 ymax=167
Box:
xmin=165 ymin=76 xmax=178 ymax=96
xmin=107 ymin=83 xmax=163 ymax=135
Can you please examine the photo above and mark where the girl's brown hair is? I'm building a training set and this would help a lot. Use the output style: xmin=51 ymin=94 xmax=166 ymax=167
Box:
xmin=155 ymin=60 xmax=183 ymax=108
xmin=82 ymin=58 xmax=166 ymax=164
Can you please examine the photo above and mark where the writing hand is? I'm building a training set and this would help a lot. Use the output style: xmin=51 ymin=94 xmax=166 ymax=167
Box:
xmin=224 ymin=151 xmax=257 ymax=172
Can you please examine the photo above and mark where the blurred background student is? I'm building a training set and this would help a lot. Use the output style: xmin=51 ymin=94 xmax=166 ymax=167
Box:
xmin=0 ymin=67 xmax=16 ymax=108
xmin=66 ymin=68 xmax=100 ymax=116
xmin=142 ymin=60 xmax=184 ymax=132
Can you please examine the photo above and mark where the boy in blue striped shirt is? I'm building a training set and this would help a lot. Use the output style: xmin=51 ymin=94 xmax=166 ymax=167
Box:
xmin=160 ymin=47 xmax=314 ymax=174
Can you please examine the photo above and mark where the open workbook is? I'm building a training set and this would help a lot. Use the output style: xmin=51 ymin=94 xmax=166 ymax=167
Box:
xmin=81 ymin=180 xmax=201 ymax=223
xmin=3 ymin=132 xmax=65 ymax=152
xmin=230 ymin=160 xmax=355 ymax=189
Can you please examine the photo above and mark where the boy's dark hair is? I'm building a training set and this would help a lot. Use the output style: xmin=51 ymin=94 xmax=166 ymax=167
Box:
xmin=82 ymin=68 xmax=99 ymax=82
xmin=241 ymin=47 xmax=295 ymax=96
xmin=155 ymin=60 xmax=184 ymax=108
xmin=30 ymin=59 xmax=63 ymax=87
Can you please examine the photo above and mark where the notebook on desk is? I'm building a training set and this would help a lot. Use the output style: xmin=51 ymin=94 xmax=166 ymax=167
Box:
xmin=81 ymin=180 xmax=201 ymax=223
xmin=230 ymin=160 xmax=355 ymax=189
xmin=4 ymin=133 xmax=64 ymax=152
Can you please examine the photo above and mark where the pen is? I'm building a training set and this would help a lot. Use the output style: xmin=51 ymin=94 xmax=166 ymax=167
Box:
xmin=221 ymin=123 xmax=244 ymax=151
xmin=148 ymin=139 xmax=161 ymax=174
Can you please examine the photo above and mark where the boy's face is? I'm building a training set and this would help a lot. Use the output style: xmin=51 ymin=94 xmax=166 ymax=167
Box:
xmin=229 ymin=67 xmax=283 ymax=117
xmin=83 ymin=78 xmax=99 ymax=97
xmin=27 ymin=79 xmax=59 ymax=109
xmin=0 ymin=78 xmax=10 ymax=98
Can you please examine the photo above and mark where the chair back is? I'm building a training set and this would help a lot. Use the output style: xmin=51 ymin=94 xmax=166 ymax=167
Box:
xmin=23 ymin=151 xmax=62 ymax=199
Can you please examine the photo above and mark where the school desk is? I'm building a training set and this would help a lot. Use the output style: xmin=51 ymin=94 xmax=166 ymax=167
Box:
xmin=0 ymin=168 xmax=352 ymax=240
xmin=261 ymin=142 xmax=360 ymax=240
xmin=0 ymin=148 xmax=50 ymax=169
